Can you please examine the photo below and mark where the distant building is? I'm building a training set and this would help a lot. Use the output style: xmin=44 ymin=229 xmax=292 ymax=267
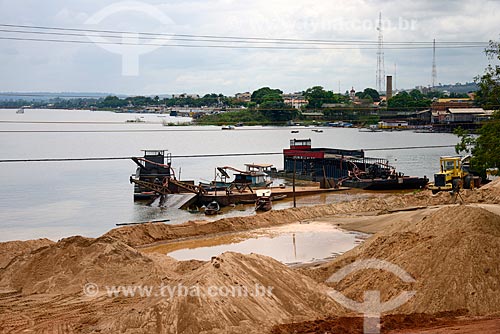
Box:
xmin=282 ymin=92 xmax=308 ymax=109
xmin=349 ymin=87 xmax=356 ymax=101
xmin=430 ymin=97 xmax=474 ymax=123
xmin=172 ymin=93 xmax=200 ymax=99
xmin=444 ymin=108 xmax=491 ymax=123
xmin=378 ymin=120 xmax=409 ymax=129
xmin=414 ymin=109 xmax=432 ymax=124
xmin=235 ymin=92 xmax=251 ymax=102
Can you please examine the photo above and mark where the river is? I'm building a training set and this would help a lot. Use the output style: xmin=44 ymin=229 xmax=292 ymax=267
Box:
xmin=0 ymin=108 xmax=458 ymax=241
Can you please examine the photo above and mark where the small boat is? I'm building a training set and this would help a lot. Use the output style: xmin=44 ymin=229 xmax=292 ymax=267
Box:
xmin=187 ymin=205 xmax=200 ymax=213
xmin=271 ymin=194 xmax=287 ymax=201
xmin=126 ymin=117 xmax=145 ymax=123
xmin=255 ymin=189 xmax=272 ymax=212
xmin=205 ymin=201 xmax=220 ymax=215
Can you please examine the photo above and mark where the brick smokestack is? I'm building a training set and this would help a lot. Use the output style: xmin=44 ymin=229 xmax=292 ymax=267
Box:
xmin=386 ymin=75 xmax=393 ymax=100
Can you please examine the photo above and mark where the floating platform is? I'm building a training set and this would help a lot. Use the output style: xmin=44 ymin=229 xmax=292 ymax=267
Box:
xmin=200 ymin=185 xmax=350 ymax=207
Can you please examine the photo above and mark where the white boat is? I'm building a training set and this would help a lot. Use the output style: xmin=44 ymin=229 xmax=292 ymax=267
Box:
xmin=16 ymin=105 xmax=30 ymax=114
xmin=204 ymin=201 xmax=220 ymax=215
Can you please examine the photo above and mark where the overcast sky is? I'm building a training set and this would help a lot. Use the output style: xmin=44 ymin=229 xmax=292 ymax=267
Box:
xmin=0 ymin=0 xmax=498 ymax=96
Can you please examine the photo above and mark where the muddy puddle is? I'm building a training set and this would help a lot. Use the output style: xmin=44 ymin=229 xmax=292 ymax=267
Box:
xmin=144 ymin=222 xmax=369 ymax=265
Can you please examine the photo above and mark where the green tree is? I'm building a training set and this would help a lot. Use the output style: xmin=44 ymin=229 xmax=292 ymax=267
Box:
xmin=475 ymin=41 xmax=500 ymax=109
xmin=455 ymin=39 xmax=500 ymax=176
xmin=251 ymin=87 xmax=283 ymax=105
xmin=387 ymin=90 xmax=431 ymax=110
xmin=304 ymin=86 xmax=346 ymax=108
xmin=362 ymin=88 xmax=380 ymax=102
xmin=455 ymin=114 xmax=500 ymax=176
xmin=99 ymin=95 xmax=127 ymax=108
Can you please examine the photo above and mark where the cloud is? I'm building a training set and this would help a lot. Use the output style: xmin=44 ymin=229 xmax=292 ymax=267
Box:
xmin=0 ymin=0 xmax=497 ymax=94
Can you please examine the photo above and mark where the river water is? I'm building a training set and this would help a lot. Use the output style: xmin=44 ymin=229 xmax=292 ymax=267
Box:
xmin=0 ymin=108 xmax=458 ymax=241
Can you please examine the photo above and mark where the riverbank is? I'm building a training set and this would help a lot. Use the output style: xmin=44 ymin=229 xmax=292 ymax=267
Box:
xmin=1 ymin=181 xmax=500 ymax=333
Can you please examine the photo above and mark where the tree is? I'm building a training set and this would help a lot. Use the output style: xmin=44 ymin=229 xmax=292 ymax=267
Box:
xmin=304 ymin=86 xmax=347 ymax=108
xmin=99 ymin=95 xmax=127 ymax=108
xmin=387 ymin=90 xmax=431 ymax=110
xmin=475 ymin=41 xmax=500 ymax=109
xmin=251 ymin=87 xmax=283 ymax=105
xmin=455 ymin=39 xmax=500 ymax=176
xmin=362 ymin=88 xmax=380 ymax=102
xmin=455 ymin=113 xmax=500 ymax=176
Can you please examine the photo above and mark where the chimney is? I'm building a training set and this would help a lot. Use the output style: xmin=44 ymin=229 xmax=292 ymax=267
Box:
xmin=386 ymin=75 xmax=393 ymax=100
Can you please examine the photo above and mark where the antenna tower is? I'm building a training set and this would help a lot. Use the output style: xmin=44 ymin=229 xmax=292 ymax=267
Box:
xmin=431 ymin=38 xmax=437 ymax=89
xmin=394 ymin=63 xmax=397 ymax=91
xmin=376 ymin=12 xmax=385 ymax=93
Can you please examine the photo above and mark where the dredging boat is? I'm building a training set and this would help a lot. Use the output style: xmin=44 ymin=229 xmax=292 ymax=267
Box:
xmin=130 ymin=150 xmax=172 ymax=200
xmin=280 ymin=139 xmax=428 ymax=190
xmin=200 ymin=164 xmax=274 ymax=192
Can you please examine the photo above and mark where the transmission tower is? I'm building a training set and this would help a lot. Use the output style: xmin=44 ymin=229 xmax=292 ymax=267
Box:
xmin=431 ymin=38 xmax=437 ymax=89
xmin=394 ymin=63 xmax=397 ymax=91
xmin=376 ymin=12 xmax=385 ymax=93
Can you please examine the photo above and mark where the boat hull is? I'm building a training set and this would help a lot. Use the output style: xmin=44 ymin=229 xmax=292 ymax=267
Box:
xmin=342 ymin=176 xmax=428 ymax=190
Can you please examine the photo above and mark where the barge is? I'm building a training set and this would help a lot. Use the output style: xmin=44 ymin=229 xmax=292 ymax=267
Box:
xmin=281 ymin=139 xmax=428 ymax=190
xmin=131 ymin=150 xmax=172 ymax=200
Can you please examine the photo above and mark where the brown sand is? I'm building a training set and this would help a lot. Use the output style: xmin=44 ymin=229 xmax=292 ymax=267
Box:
xmin=105 ymin=178 xmax=500 ymax=248
xmin=0 ymin=238 xmax=53 ymax=269
xmin=299 ymin=205 xmax=500 ymax=316
xmin=105 ymin=191 xmax=454 ymax=248
xmin=271 ymin=311 xmax=500 ymax=334
xmin=0 ymin=234 xmax=341 ymax=333
xmin=1 ymin=179 xmax=500 ymax=333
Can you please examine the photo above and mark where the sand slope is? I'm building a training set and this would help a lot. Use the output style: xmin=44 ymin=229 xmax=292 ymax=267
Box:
xmin=0 ymin=238 xmax=53 ymax=269
xmin=301 ymin=205 xmax=500 ymax=316
xmin=0 ymin=236 xmax=341 ymax=333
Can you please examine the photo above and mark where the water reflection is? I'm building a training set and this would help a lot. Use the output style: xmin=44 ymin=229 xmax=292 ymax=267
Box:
xmin=163 ymin=223 xmax=368 ymax=265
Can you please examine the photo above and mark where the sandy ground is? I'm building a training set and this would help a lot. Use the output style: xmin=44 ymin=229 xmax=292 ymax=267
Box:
xmin=1 ymin=182 xmax=500 ymax=333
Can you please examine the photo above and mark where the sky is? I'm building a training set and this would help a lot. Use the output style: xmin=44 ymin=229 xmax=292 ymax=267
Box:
xmin=0 ymin=0 xmax=498 ymax=96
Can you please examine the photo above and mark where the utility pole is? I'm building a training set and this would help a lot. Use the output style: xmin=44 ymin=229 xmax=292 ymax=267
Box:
xmin=432 ymin=39 xmax=437 ymax=89
xmin=394 ymin=63 xmax=397 ymax=91
xmin=376 ymin=12 xmax=385 ymax=93
xmin=292 ymin=158 xmax=297 ymax=208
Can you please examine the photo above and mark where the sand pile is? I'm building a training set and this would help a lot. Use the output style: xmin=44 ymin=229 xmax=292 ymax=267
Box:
xmin=98 ymin=252 xmax=341 ymax=334
xmin=0 ymin=238 xmax=53 ymax=269
xmin=300 ymin=205 xmax=500 ymax=316
xmin=0 ymin=234 xmax=342 ymax=333
xmin=0 ymin=235 xmax=173 ymax=294
xmin=105 ymin=192 xmax=451 ymax=248
xmin=466 ymin=177 xmax=500 ymax=203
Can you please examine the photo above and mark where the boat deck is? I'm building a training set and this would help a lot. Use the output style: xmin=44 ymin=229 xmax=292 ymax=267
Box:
xmin=200 ymin=185 xmax=350 ymax=206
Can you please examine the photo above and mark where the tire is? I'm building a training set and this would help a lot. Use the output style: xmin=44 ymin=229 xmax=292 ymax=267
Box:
xmin=463 ymin=175 xmax=472 ymax=189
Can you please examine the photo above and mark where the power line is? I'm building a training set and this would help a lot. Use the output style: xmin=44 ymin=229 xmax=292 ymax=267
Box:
xmin=0 ymin=23 xmax=489 ymax=50
xmin=0 ymin=23 xmax=489 ymax=45
xmin=0 ymin=145 xmax=457 ymax=163
xmin=0 ymin=27 xmax=488 ymax=48
xmin=0 ymin=36 xmax=487 ymax=50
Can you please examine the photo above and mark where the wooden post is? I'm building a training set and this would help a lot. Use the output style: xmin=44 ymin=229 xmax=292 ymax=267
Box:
xmin=214 ymin=168 xmax=217 ymax=197
xmin=293 ymin=158 xmax=297 ymax=208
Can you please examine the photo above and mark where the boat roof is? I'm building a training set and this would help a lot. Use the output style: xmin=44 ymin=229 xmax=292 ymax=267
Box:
xmin=245 ymin=163 xmax=274 ymax=168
